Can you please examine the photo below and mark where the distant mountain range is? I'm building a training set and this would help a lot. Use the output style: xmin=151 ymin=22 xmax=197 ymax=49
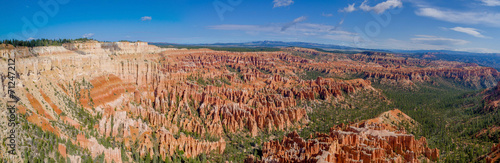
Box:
xmin=151 ymin=41 xmax=500 ymax=70
xmin=152 ymin=41 xmax=367 ymax=51
xmin=151 ymin=41 xmax=499 ymax=55
xmin=196 ymin=41 xmax=364 ymax=50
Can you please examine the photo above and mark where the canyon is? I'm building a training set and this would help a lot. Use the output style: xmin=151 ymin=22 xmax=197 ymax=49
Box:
xmin=0 ymin=41 xmax=499 ymax=162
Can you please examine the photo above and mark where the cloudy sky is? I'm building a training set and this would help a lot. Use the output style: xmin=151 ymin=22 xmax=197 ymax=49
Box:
xmin=1 ymin=0 xmax=500 ymax=53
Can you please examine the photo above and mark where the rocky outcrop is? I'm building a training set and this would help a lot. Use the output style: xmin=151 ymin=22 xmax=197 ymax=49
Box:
xmin=101 ymin=41 xmax=163 ymax=55
xmin=62 ymin=41 xmax=108 ymax=55
xmin=79 ymin=74 xmax=136 ymax=109
xmin=260 ymin=110 xmax=439 ymax=163
xmin=75 ymin=134 xmax=122 ymax=163
xmin=0 ymin=41 xmax=163 ymax=59
xmin=481 ymin=81 xmax=500 ymax=112
xmin=155 ymin=128 xmax=226 ymax=158
xmin=32 ymin=46 xmax=76 ymax=56
xmin=478 ymin=141 xmax=500 ymax=163
xmin=62 ymin=41 xmax=163 ymax=55
xmin=68 ymin=155 xmax=82 ymax=163
xmin=357 ymin=109 xmax=418 ymax=131
xmin=58 ymin=144 xmax=67 ymax=158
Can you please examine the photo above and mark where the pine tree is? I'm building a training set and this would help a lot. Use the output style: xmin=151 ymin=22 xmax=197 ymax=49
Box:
xmin=145 ymin=153 xmax=151 ymax=163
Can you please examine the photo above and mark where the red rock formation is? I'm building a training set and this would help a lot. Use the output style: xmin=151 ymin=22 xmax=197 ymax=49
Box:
xmin=478 ymin=141 xmax=500 ymax=163
xmin=74 ymin=133 xmax=122 ymax=163
xmin=481 ymin=81 xmax=500 ymax=112
xmin=357 ymin=109 xmax=418 ymax=132
xmin=26 ymin=91 xmax=55 ymax=121
xmin=155 ymin=128 xmax=226 ymax=158
xmin=40 ymin=90 xmax=62 ymax=115
xmin=260 ymin=110 xmax=439 ymax=163
xmin=61 ymin=116 xmax=81 ymax=129
xmin=79 ymin=74 xmax=136 ymax=109
xmin=26 ymin=113 xmax=61 ymax=136
xmin=58 ymin=144 xmax=67 ymax=158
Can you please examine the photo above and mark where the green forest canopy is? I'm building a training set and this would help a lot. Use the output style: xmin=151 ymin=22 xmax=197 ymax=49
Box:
xmin=1 ymin=38 xmax=95 ymax=47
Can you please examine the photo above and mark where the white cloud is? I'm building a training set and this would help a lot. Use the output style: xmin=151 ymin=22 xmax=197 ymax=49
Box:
xmin=339 ymin=18 xmax=344 ymax=25
xmin=415 ymin=7 xmax=500 ymax=27
xmin=360 ymin=0 xmax=402 ymax=14
xmin=26 ymin=37 xmax=35 ymax=41
xmin=350 ymin=36 xmax=498 ymax=53
xmin=377 ymin=38 xmax=448 ymax=50
xmin=455 ymin=47 xmax=500 ymax=53
xmin=411 ymin=35 xmax=469 ymax=46
xmin=294 ymin=23 xmax=354 ymax=35
xmin=281 ymin=16 xmax=307 ymax=31
xmin=82 ymin=33 xmax=95 ymax=38
xmin=449 ymin=27 xmax=487 ymax=38
xmin=339 ymin=3 xmax=356 ymax=13
xmin=273 ymin=0 xmax=294 ymax=8
xmin=480 ymin=0 xmax=500 ymax=6
xmin=321 ymin=34 xmax=358 ymax=42
xmin=141 ymin=16 xmax=152 ymax=21
xmin=322 ymin=13 xmax=333 ymax=17
xmin=293 ymin=16 xmax=307 ymax=22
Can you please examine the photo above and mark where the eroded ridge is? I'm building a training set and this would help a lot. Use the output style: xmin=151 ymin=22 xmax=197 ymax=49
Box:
xmin=259 ymin=110 xmax=439 ymax=163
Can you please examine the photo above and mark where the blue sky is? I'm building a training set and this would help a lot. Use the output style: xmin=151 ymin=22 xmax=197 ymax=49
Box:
xmin=1 ymin=0 xmax=500 ymax=53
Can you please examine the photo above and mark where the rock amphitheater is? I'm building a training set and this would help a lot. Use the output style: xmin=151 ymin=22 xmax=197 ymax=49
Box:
xmin=1 ymin=42 xmax=499 ymax=162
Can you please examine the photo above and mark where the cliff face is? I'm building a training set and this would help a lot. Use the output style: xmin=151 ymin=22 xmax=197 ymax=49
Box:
xmin=482 ymin=81 xmax=500 ymax=112
xmin=62 ymin=41 xmax=163 ymax=55
xmin=101 ymin=42 xmax=162 ymax=55
xmin=259 ymin=110 xmax=439 ymax=163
